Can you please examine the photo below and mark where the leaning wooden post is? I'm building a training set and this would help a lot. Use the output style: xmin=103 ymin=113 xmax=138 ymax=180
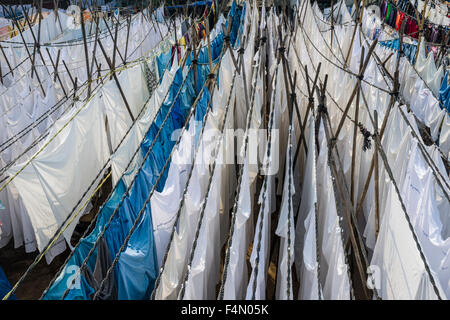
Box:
xmin=89 ymin=14 xmax=100 ymax=81
xmin=292 ymin=62 xmax=321 ymax=169
xmin=62 ymin=59 xmax=76 ymax=89
xmin=111 ymin=19 xmax=120 ymax=74
xmin=317 ymin=77 xmax=371 ymax=300
xmin=45 ymin=47 xmax=67 ymax=97
xmin=414 ymin=0 xmax=429 ymax=67
xmin=8 ymin=6 xmax=45 ymax=93
xmin=124 ymin=15 xmax=131 ymax=63
xmin=97 ymin=38 xmax=135 ymax=122
xmin=21 ymin=4 xmax=51 ymax=77
xmin=79 ymin=1 xmax=91 ymax=98
xmin=350 ymin=46 xmax=365 ymax=206
xmin=332 ymin=39 xmax=377 ymax=143
xmin=34 ymin=1 xmax=44 ymax=77
xmin=205 ymin=18 xmax=213 ymax=73
xmin=354 ymin=22 xmax=404 ymax=220
xmin=330 ymin=0 xmax=334 ymax=52
xmin=0 ymin=45 xmax=14 ymax=77
xmin=102 ymin=15 xmax=125 ymax=64
xmin=373 ymin=109 xmax=380 ymax=239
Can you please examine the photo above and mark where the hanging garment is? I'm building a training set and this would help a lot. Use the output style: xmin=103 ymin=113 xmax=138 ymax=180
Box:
xmin=294 ymin=114 xmax=321 ymax=300
xmin=7 ymin=92 xmax=110 ymax=254
xmin=151 ymin=89 xmax=210 ymax=267
xmin=275 ymin=124 xmax=296 ymax=300
xmin=316 ymin=120 xmax=351 ymax=300
xmin=401 ymin=140 xmax=450 ymax=297
xmin=371 ymin=182 xmax=446 ymax=299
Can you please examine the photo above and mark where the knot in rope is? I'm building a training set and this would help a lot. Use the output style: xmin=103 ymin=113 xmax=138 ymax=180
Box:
xmin=318 ymin=103 xmax=328 ymax=115
xmin=358 ymin=122 xmax=373 ymax=152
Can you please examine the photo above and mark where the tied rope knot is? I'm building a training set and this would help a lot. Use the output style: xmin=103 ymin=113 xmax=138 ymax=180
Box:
xmin=318 ymin=103 xmax=328 ymax=115
xmin=390 ymin=90 xmax=399 ymax=98
xmin=358 ymin=122 xmax=373 ymax=151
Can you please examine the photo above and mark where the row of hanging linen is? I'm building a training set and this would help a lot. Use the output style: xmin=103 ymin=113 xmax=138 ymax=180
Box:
xmin=296 ymin=0 xmax=449 ymax=299
xmin=149 ymin=0 xmax=352 ymax=300
xmin=0 ymin=9 xmax=168 ymax=165
xmin=365 ymin=4 xmax=447 ymax=67
xmin=41 ymin=4 xmax=240 ymax=300
xmin=0 ymin=13 xmax=174 ymax=263
xmin=361 ymin=6 xmax=449 ymax=158
xmin=381 ymin=0 xmax=449 ymax=37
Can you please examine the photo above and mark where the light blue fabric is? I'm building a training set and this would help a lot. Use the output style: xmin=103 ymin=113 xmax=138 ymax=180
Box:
xmin=439 ymin=72 xmax=449 ymax=113
xmin=379 ymin=39 xmax=417 ymax=64
xmin=156 ymin=49 xmax=172 ymax=81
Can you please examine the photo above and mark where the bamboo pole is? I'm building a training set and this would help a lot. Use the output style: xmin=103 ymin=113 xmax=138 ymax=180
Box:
xmin=414 ymin=0 xmax=429 ymax=68
xmin=350 ymin=46 xmax=364 ymax=206
xmin=97 ymin=37 xmax=135 ymax=122
xmin=374 ymin=109 xmax=380 ymax=239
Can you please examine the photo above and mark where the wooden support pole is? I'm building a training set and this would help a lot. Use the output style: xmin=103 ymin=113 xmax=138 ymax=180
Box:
xmin=414 ymin=0 xmax=429 ymax=68
xmin=62 ymin=59 xmax=76 ymax=89
xmin=374 ymin=109 xmax=380 ymax=239
xmin=330 ymin=0 xmax=334 ymax=52
xmin=102 ymin=16 xmax=125 ymax=64
xmin=53 ymin=49 xmax=61 ymax=82
xmin=124 ymin=15 xmax=131 ymax=63
xmin=332 ymin=39 xmax=377 ymax=143
xmin=0 ymin=58 xmax=3 ymax=85
xmin=0 ymin=45 xmax=14 ymax=77
xmin=79 ymin=0 xmax=91 ymax=98
xmin=353 ymin=23 xmax=403 ymax=221
xmin=292 ymin=62 xmax=321 ymax=169
xmin=97 ymin=38 xmax=135 ymax=122
xmin=350 ymin=46 xmax=364 ymax=206
xmin=111 ymin=19 xmax=120 ymax=74
xmin=45 ymin=48 xmax=67 ymax=97
xmin=317 ymin=79 xmax=371 ymax=300
xmin=89 ymin=14 xmax=100 ymax=80
xmin=8 ymin=5 xmax=45 ymax=94
xmin=205 ymin=18 xmax=213 ymax=73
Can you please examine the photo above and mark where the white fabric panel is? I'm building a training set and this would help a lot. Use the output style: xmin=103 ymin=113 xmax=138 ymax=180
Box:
xmin=181 ymin=140 xmax=225 ymax=300
xmin=151 ymin=116 xmax=195 ymax=267
xmin=316 ymin=120 xmax=351 ymax=300
xmin=7 ymin=93 xmax=109 ymax=254
xmin=275 ymin=125 xmax=296 ymax=300
xmin=221 ymin=156 xmax=253 ymax=299
xmin=102 ymin=64 xmax=149 ymax=150
xmin=401 ymin=140 xmax=450 ymax=298
xmin=154 ymin=51 xmax=235 ymax=300
xmin=439 ymin=116 xmax=450 ymax=159
xmin=371 ymin=182 xmax=445 ymax=300
xmin=294 ymin=114 xmax=320 ymax=300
